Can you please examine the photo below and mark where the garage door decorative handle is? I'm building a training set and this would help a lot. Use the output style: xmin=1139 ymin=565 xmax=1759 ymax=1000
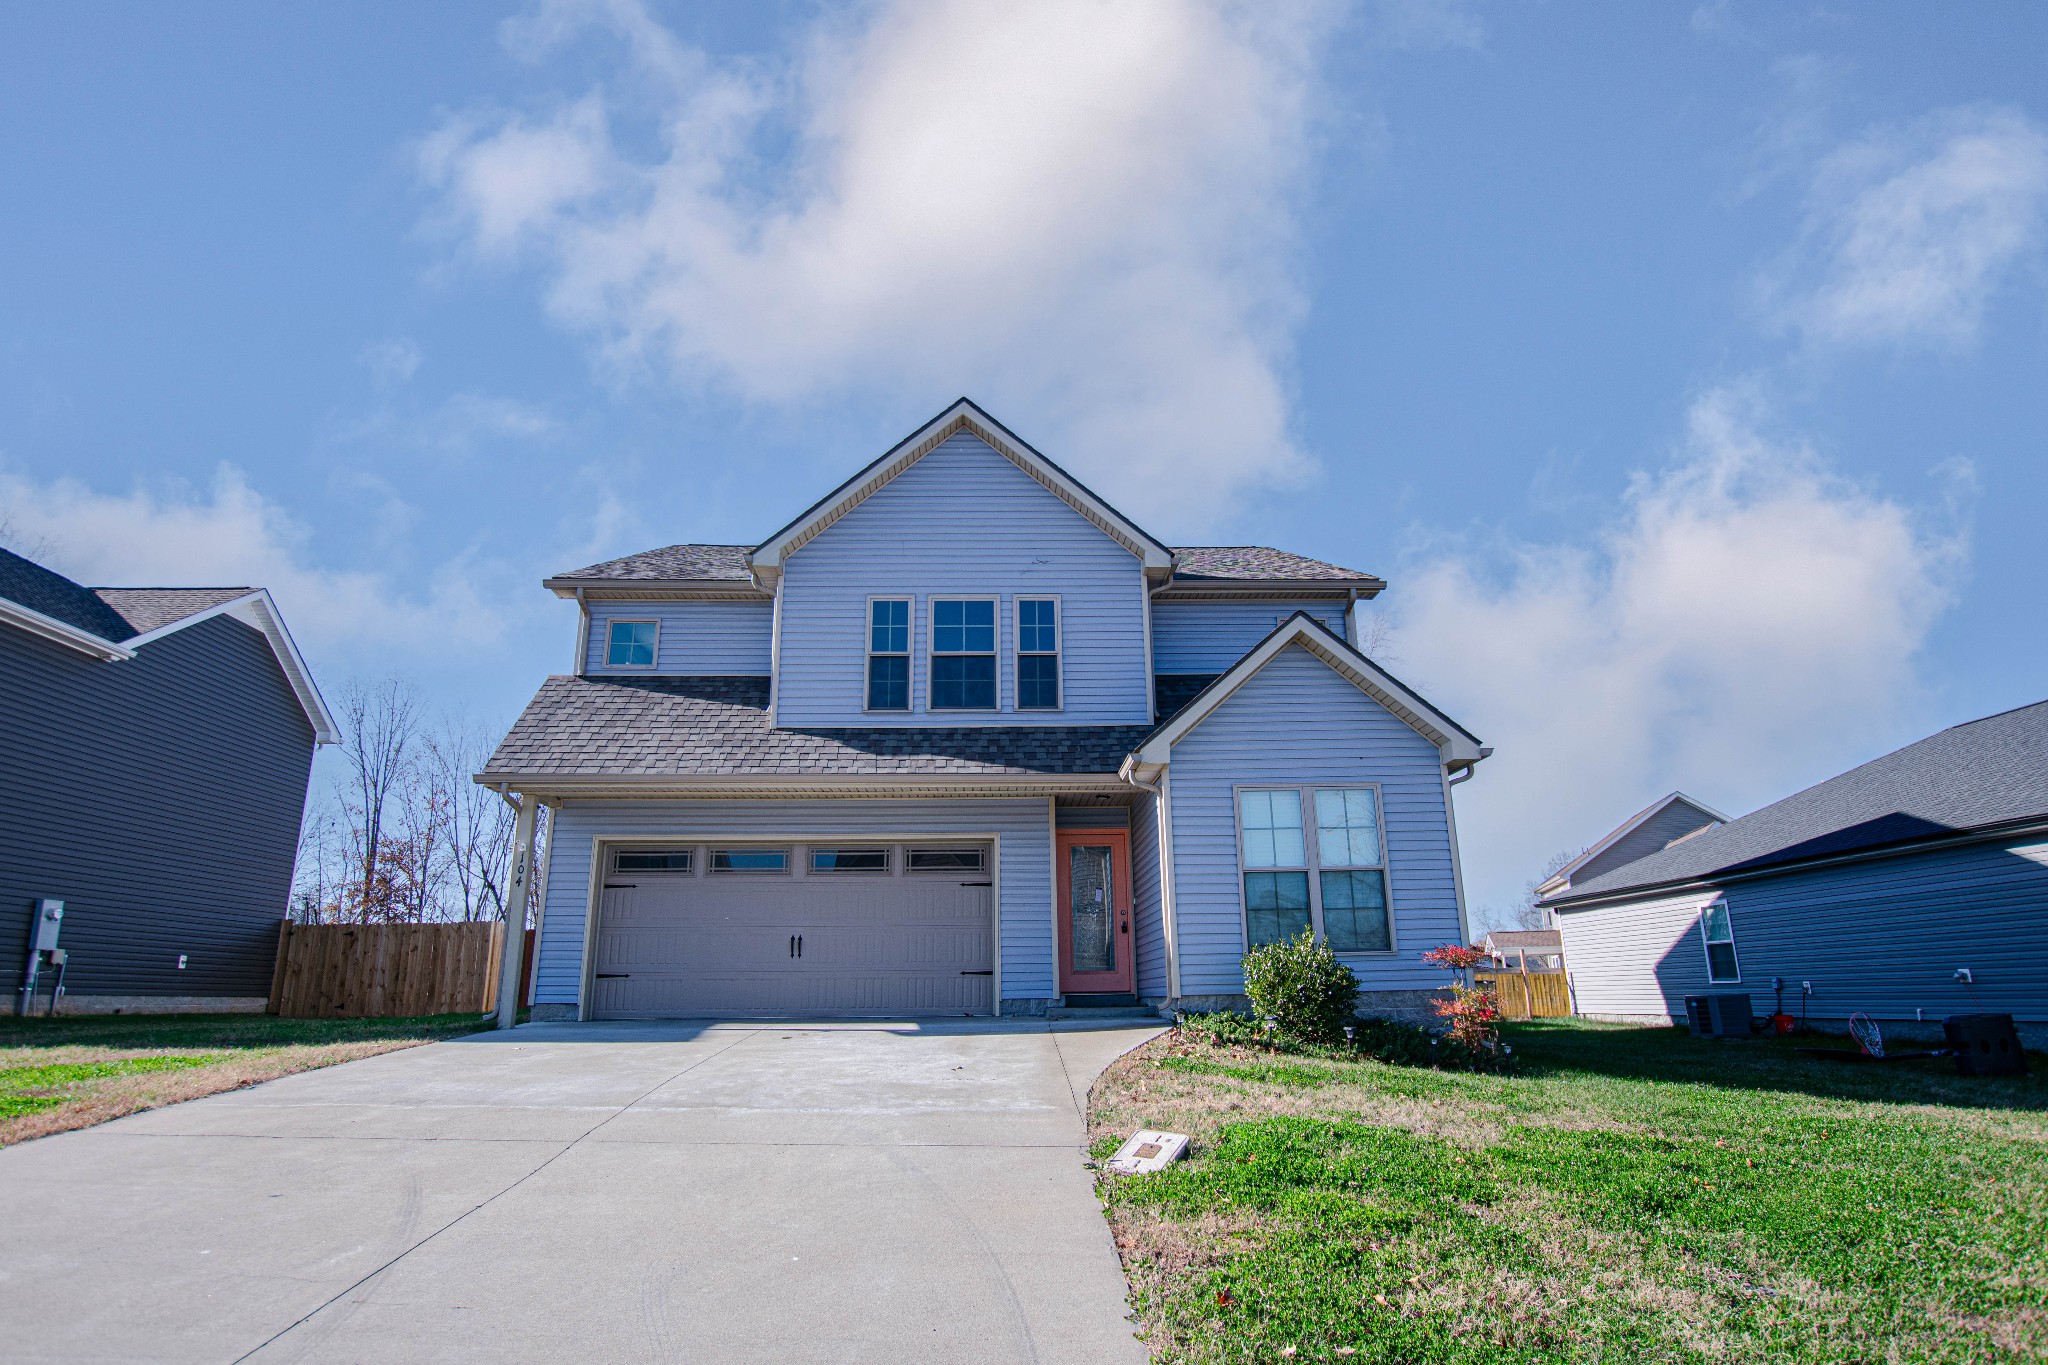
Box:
xmin=959 ymin=881 xmax=992 ymax=887
xmin=960 ymin=970 xmax=992 ymax=976
xmin=789 ymin=935 xmax=805 ymax=958
xmin=597 ymin=973 xmax=630 ymax=979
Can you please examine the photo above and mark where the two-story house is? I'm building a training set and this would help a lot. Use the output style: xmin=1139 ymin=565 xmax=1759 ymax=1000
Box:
xmin=480 ymin=400 xmax=1489 ymax=1020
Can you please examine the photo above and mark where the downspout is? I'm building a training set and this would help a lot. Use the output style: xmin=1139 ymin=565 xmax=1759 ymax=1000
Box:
xmin=1121 ymin=764 xmax=1182 ymax=1006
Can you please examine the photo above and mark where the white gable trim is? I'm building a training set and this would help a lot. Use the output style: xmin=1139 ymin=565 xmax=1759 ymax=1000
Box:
xmin=749 ymin=399 xmax=1174 ymax=582
xmin=0 ymin=598 xmax=135 ymax=661
xmin=1124 ymin=613 xmax=1488 ymax=774
xmin=1534 ymin=791 xmax=1727 ymax=897
xmin=129 ymin=590 xmax=339 ymax=745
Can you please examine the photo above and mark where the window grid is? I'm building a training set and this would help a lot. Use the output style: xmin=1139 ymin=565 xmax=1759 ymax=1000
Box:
xmin=1234 ymin=785 xmax=1393 ymax=954
xmin=865 ymin=597 xmax=911 ymax=711
xmin=929 ymin=597 xmax=998 ymax=711
xmin=604 ymin=619 xmax=659 ymax=669
xmin=1016 ymin=596 xmax=1061 ymax=710
xmin=1699 ymin=901 xmax=1740 ymax=983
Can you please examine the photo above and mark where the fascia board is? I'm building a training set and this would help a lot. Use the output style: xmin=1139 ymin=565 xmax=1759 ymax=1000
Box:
xmin=540 ymin=578 xmax=768 ymax=600
xmin=749 ymin=399 xmax=1173 ymax=574
xmin=469 ymin=771 xmax=1134 ymax=798
xmin=129 ymin=590 xmax=339 ymax=745
xmin=0 ymin=598 xmax=134 ymax=661
xmin=1132 ymin=613 xmax=1487 ymax=770
xmin=1153 ymin=579 xmax=1387 ymax=601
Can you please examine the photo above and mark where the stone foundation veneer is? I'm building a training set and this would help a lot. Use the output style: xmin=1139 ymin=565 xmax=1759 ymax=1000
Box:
xmin=14 ymin=995 xmax=273 ymax=1017
xmin=1151 ymin=988 xmax=1451 ymax=1028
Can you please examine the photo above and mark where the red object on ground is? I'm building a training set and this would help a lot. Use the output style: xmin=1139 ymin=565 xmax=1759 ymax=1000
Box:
xmin=1772 ymin=1012 xmax=1795 ymax=1035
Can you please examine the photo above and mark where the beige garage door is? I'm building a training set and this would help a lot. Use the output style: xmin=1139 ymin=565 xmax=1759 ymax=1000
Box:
xmin=590 ymin=844 xmax=994 ymax=1019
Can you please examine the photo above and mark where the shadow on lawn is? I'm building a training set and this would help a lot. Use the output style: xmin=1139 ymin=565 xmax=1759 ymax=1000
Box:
xmin=1500 ymin=1018 xmax=2047 ymax=1112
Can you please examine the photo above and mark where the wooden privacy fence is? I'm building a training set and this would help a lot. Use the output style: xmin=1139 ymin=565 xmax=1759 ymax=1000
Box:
xmin=1475 ymin=970 xmax=1573 ymax=1020
xmin=270 ymin=922 xmax=504 ymax=1018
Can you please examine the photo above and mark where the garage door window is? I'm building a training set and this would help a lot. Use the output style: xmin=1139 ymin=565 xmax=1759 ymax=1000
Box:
xmin=810 ymin=848 xmax=889 ymax=873
xmin=711 ymin=848 xmax=790 ymax=873
xmin=615 ymin=850 xmax=693 ymax=872
xmin=907 ymin=847 xmax=985 ymax=872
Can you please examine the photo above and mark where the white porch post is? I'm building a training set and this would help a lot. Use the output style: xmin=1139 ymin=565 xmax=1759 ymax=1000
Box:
xmin=495 ymin=793 xmax=540 ymax=1030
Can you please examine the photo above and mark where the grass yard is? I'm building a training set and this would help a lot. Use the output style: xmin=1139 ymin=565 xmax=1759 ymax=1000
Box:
xmin=1090 ymin=1019 xmax=2047 ymax=1364
xmin=0 ymin=1011 xmax=495 ymax=1146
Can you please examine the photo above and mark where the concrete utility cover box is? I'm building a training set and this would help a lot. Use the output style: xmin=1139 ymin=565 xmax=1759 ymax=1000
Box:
xmin=1107 ymin=1130 xmax=1188 ymax=1175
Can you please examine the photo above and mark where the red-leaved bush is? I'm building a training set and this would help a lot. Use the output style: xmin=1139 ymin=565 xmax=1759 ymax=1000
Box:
xmin=1420 ymin=943 xmax=1491 ymax=972
xmin=1433 ymin=983 xmax=1503 ymax=1055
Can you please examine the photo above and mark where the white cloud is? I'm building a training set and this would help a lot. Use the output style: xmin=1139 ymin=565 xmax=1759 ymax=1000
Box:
xmin=418 ymin=0 xmax=1341 ymax=526
xmin=1395 ymin=385 xmax=1964 ymax=916
xmin=360 ymin=336 xmax=424 ymax=390
xmin=0 ymin=464 xmax=510 ymax=664
xmin=1772 ymin=105 xmax=2048 ymax=349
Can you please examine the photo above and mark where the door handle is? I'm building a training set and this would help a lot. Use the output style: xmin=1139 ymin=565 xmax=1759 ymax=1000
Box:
xmin=960 ymin=970 xmax=993 ymax=976
xmin=789 ymin=935 xmax=796 ymax=958
xmin=796 ymin=935 xmax=803 ymax=958
xmin=959 ymin=881 xmax=992 ymax=887
xmin=596 ymin=973 xmax=630 ymax=979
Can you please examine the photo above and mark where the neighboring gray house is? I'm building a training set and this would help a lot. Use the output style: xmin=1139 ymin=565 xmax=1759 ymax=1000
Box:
xmin=1542 ymin=702 xmax=2048 ymax=1034
xmin=1 ymin=546 xmax=334 ymax=1015
xmin=481 ymin=399 xmax=1490 ymax=1021
xmin=1482 ymin=928 xmax=1564 ymax=971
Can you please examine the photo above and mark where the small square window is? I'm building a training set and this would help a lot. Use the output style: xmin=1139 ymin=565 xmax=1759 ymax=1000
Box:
xmin=710 ymin=848 xmax=790 ymax=873
xmin=933 ymin=599 xmax=995 ymax=653
xmin=931 ymin=654 xmax=996 ymax=709
xmin=605 ymin=620 xmax=657 ymax=668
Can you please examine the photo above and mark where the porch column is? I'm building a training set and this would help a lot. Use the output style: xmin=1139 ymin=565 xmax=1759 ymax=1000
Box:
xmin=495 ymin=793 xmax=540 ymax=1030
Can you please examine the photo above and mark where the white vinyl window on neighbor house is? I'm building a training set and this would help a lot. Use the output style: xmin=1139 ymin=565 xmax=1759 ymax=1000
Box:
xmin=604 ymin=619 xmax=659 ymax=669
xmin=1700 ymin=900 xmax=1741 ymax=982
xmin=1236 ymin=786 xmax=1392 ymax=953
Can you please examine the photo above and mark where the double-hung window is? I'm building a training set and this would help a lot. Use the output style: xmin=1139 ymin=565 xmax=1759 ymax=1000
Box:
xmin=930 ymin=598 xmax=997 ymax=710
xmin=1699 ymin=901 xmax=1740 ymax=982
xmin=866 ymin=598 xmax=910 ymax=711
xmin=1016 ymin=597 xmax=1060 ymax=710
xmin=1235 ymin=786 xmax=1392 ymax=952
xmin=604 ymin=619 xmax=658 ymax=669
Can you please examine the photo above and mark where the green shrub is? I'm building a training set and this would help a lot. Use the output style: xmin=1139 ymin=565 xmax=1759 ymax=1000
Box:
xmin=1174 ymin=1009 xmax=1274 ymax=1048
xmin=1239 ymin=929 xmax=1359 ymax=1046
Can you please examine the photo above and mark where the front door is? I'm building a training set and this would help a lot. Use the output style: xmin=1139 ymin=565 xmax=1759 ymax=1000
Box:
xmin=1056 ymin=831 xmax=1134 ymax=996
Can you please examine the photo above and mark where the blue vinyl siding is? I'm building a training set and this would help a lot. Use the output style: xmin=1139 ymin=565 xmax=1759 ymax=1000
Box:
xmin=1165 ymin=645 xmax=1462 ymax=996
xmin=533 ymin=797 xmax=1057 ymax=1007
xmin=1558 ymin=837 xmax=2048 ymax=1023
xmin=773 ymin=433 xmax=1150 ymax=726
xmin=1130 ymin=789 xmax=1168 ymax=998
xmin=1152 ymin=601 xmax=1350 ymax=673
xmin=585 ymin=601 xmax=774 ymax=675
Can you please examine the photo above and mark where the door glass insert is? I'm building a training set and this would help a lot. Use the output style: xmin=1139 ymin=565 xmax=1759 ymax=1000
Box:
xmin=1069 ymin=844 xmax=1115 ymax=973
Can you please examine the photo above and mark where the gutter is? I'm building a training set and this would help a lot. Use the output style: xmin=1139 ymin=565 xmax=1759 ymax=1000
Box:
xmin=0 ymin=599 xmax=134 ymax=661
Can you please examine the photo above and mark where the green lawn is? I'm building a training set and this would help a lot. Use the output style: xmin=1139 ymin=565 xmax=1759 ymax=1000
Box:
xmin=0 ymin=1012 xmax=495 ymax=1145
xmin=1090 ymin=1019 xmax=2046 ymax=1364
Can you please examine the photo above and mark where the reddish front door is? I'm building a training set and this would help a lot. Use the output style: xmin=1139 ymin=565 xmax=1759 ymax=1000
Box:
xmin=1056 ymin=830 xmax=1135 ymax=995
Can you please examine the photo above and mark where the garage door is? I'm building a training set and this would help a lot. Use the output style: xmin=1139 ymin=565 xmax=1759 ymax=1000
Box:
xmin=590 ymin=843 xmax=994 ymax=1019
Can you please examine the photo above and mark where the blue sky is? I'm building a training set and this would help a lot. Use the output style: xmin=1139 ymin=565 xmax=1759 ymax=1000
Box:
xmin=2 ymin=1 xmax=2043 ymax=921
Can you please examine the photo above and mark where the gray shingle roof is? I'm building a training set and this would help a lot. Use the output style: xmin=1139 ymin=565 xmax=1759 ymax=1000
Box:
xmin=1169 ymin=547 xmax=1377 ymax=582
xmin=483 ymin=675 xmax=1155 ymax=779
xmin=552 ymin=544 xmax=755 ymax=583
xmin=548 ymin=542 xmax=1376 ymax=586
xmin=94 ymin=587 xmax=251 ymax=634
xmin=0 ymin=546 xmax=137 ymax=641
xmin=1486 ymin=930 xmax=1563 ymax=949
xmin=1551 ymin=699 xmax=2048 ymax=903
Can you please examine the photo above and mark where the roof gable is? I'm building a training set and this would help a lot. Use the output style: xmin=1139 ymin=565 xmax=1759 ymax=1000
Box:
xmin=750 ymin=399 xmax=1173 ymax=582
xmin=1535 ymin=792 xmax=1726 ymax=896
xmin=1126 ymin=612 xmax=1487 ymax=773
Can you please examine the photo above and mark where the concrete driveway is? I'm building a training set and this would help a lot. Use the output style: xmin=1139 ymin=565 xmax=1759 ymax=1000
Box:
xmin=0 ymin=1017 xmax=1165 ymax=1364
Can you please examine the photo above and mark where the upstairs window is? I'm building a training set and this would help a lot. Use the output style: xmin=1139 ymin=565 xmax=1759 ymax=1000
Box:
xmin=1236 ymin=785 xmax=1393 ymax=952
xmin=1700 ymin=901 xmax=1740 ymax=982
xmin=866 ymin=598 xmax=910 ymax=711
xmin=930 ymin=598 xmax=996 ymax=710
xmin=1016 ymin=597 xmax=1061 ymax=710
xmin=605 ymin=619 xmax=658 ymax=669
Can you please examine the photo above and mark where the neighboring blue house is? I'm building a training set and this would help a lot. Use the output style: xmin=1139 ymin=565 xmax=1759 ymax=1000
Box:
xmin=481 ymin=399 xmax=1489 ymax=1020
xmin=1 ymin=547 xmax=334 ymax=1015
xmin=1543 ymin=701 xmax=2048 ymax=1037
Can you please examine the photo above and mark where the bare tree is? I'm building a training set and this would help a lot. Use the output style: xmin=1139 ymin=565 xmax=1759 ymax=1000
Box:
xmin=427 ymin=719 xmax=517 ymax=922
xmin=337 ymin=679 xmax=420 ymax=924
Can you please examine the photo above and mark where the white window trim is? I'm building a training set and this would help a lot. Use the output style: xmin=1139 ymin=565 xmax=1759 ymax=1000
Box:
xmin=1013 ymin=594 xmax=1063 ymax=713
xmin=603 ymin=617 xmax=661 ymax=670
xmin=1699 ymin=899 xmax=1741 ymax=983
xmin=864 ymin=595 xmax=913 ymax=713
xmin=1231 ymin=783 xmax=1397 ymax=956
xmin=927 ymin=594 xmax=1001 ymax=712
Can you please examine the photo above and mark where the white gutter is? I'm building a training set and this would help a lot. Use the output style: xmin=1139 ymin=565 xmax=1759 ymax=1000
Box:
xmin=0 ymin=599 xmax=134 ymax=661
